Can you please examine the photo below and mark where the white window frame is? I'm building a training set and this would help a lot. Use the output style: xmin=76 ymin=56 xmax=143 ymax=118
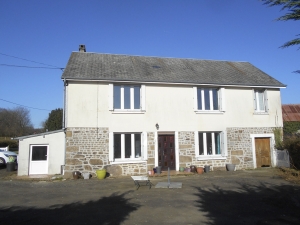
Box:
xmin=195 ymin=131 xmax=227 ymax=160
xmin=109 ymin=131 xmax=147 ymax=164
xmin=109 ymin=84 xmax=146 ymax=113
xmin=253 ymin=89 xmax=268 ymax=114
xmin=193 ymin=87 xmax=225 ymax=114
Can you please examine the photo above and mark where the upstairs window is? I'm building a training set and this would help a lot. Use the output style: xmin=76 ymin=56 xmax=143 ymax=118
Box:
xmin=109 ymin=84 xmax=146 ymax=112
xmin=194 ymin=87 xmax=225 ymax=112
xmin=253 ymin=89 xmax=268 ymax=113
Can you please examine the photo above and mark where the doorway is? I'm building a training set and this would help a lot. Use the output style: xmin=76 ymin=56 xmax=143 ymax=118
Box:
xmin=255 ymin=138 xmax=271 ymax=167
xmin=158 ymin=135 xmax=176 ymax=171
xmin=29 ymin=145 xmax=49 ymax=174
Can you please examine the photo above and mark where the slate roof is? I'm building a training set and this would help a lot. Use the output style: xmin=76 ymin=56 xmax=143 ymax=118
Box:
xmin=62 ymin=52 xmax=285 ymax=87
xmin=282 ymin=104 xmax=300 ymax=122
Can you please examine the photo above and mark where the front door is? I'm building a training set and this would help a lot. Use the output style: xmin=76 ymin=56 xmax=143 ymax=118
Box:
xmin=255 ymin=138 xmax=271 ymax=167
xmin=158 ymin=135 xmax=175 ymax=171
xmin=29 ymin=145 xmax=49 ymax=175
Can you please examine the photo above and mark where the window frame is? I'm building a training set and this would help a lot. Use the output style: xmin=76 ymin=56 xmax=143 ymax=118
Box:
xmin=194 ymin=131 xmax=227 ymax=160
xmin=109 ymin=84 xmax=146 ymax=113
xmin=194 ymin=87 xmax=225 ymax=113
xmin=109 ymin=131 xmax=148 ymax=164
xmin=253 ymin=89 xmax=268 ymax=114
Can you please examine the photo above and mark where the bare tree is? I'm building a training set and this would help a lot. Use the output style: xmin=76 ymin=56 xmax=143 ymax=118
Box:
xmin=0 ymin=107 xmax=34 ymax=137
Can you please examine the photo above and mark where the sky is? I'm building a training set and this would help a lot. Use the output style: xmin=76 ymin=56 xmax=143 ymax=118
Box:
xmin=0 ymin=0 xmax=299 ymax=128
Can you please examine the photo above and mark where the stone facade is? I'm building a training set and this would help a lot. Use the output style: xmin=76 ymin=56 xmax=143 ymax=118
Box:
xmin=227 ymin=127 xmax=274 ymax=170
xmin=65 ymin=127 xmax=274 ymax=177
xmin=177 ymin=127 xmax=274 ymax=171
xmin=65 ymin=127 xmax=109 ymax=178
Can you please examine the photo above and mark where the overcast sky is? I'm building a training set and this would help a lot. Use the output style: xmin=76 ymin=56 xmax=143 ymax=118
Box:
xmin=1 ymin=0 xmax=299 ymax=128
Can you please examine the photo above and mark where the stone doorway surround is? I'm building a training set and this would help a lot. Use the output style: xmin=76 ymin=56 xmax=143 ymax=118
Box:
xmin=250 ymin=133 xmax=275 ymax=168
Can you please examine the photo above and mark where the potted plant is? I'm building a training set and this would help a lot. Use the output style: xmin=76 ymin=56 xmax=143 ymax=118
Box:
xmin=6 ymin=156 xmax=16 ymax=172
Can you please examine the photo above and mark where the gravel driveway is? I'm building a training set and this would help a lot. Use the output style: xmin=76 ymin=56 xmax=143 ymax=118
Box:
xmin=0 ymin=166 xmax=299 ymax=225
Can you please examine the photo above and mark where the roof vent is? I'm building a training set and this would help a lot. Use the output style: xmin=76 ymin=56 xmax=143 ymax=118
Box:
xmin=79 ymin=44 xmax=86 ymax=52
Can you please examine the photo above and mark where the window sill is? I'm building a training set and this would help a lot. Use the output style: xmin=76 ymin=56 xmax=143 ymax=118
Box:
xmin=196 ymin=156 xmax=227 ymax=161
xmin=111 ymin=110 xmax=146 ymax=114
xmin=253 ymin=112 xmax=269 ymax=115
xmin=194 ymin=111 xmax=224 ymax=114
xmin=111 ymin=160 xmax=147 ymax=164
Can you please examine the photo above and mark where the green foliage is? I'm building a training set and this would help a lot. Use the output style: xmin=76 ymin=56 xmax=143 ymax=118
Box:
xmin=281 ymin=135 xmax=300 ymax=169
xmin=274 ymin=128 xmax=284 ymax=149
xmin=283 ymin=121 xmax=300 ymax=135
xmin=8 ymin=156 xmax=15 ymax=162
xmin=0 ymin=139 xmax=18 ymax=148
xmin=44 ymin=108 xmax=63 ymax=131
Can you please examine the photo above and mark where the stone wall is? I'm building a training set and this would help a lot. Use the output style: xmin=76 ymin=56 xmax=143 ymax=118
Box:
xmin=65 ymin=128 xmax=151 ymax=177
xmin=227 ymin=127 xmax=274 ymax=170
xmin=65 ymin=127 xmax=109 ymax=178
xmin=177 ymin=127 xmax=274 ymax=171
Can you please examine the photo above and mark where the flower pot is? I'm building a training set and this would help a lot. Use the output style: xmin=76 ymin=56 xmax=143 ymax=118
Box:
xmin=185 ymin=167 xmax=191 ymax=172
xmin=204 ymin=165 xmax=210 ymax=173
xmin=226 ymin=164 xmax=236 ymax=172
xmin=72 ymin=171 xmax=81 ymax=179
xmin=190 ymin=165 xmax=196 ymax=173
xmin=6 ymin=162 xmax=16 ymax=172
xmin=197 ymin=167 xmax=204 ymax=174
xmin=82 ymin=172 xmax=90 ymax=179
xmin=156 ymin=166 xmax=162 ymax=174
xmin=179 ymin=167 xmax=185 ymax=172
xmin=96 ymin=169 xmax=106 ymax=179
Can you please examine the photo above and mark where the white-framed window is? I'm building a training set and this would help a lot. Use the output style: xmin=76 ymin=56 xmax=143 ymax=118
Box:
xmin=109 ymin=132 xmax=147 ymax=162
xmin=253 ymin=89 xmax=268 ymax=113
xmin=109 ymin=84 xmax=146 ymax=112
xmin=193 ymin=87 xmax=225 ymax=112
xmin=194 ymin=131 xmax=227 ymax=160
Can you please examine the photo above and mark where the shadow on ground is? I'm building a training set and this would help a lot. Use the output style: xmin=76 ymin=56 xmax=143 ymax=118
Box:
xmin=0 ymin=191 xmax=139 ymax=225
xmin=193 ymin=183 xmax=300 ymax=225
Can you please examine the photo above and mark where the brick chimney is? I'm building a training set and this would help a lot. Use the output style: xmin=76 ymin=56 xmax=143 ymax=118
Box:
xmin=79 ymin=44 xmax=86 ymax=52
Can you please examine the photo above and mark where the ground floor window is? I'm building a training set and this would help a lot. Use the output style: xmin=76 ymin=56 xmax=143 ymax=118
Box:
xmin=195 ymin=131 xmax=227 ymax=159
xmin=114 ymin=133 xmax=141 ymax=159
xmin=109 ymin=132 xmax=147 ymax=162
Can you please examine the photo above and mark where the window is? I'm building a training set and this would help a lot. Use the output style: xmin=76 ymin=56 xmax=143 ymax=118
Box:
xmin=253 ymin=89 xmax=268 ymax=113
xmin=109 ymin=132 xmax=147 ymax=162
xmin=195 ymin=131 xmax=227 ymax=159
xmin=194 ymin=87 xmax=225 ymax=112
xmin=109 ymin=84 xmax=146 ymax=112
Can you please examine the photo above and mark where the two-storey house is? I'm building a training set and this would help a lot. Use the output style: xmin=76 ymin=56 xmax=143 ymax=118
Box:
xmin=61 ymin=45 xmax=285 ymax=177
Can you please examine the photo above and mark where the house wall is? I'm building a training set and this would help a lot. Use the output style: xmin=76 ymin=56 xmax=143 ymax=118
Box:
xmin=66 ymin=82 xmax=283 ymax=130
xmin=64 ymin=82 xmax=282 ymax=175
xmin=18 ymin=131 xmax=65 ymax=176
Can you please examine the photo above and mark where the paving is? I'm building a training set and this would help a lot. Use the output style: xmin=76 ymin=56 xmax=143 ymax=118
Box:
xmin=0 ymin=166 xmax=300 ymax=225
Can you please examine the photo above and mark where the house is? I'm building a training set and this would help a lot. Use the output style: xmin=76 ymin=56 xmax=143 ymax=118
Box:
xmin=59 ymin=45 xmax=286 ymax=177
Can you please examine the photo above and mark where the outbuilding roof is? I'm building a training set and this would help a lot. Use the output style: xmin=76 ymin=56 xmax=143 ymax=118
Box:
xmin=282 ymin=104 xmax=300 ymax=122
xmin=62 ymin=52 xmax=285 ymax=87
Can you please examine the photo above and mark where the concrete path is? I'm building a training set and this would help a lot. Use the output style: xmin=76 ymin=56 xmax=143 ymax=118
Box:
xmin=0 ymin=167 xmax=299 ymax=225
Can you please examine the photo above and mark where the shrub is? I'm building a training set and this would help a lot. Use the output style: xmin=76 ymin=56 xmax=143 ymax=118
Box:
xmin=281 ymin=134 xmax=300 ymax=169
xmin=0 ymin=139 xmax=18 ymax=148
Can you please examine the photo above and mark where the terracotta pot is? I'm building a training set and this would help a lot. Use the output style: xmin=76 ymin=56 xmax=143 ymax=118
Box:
xmin=197 ymin=167 xmax=204 ymax=174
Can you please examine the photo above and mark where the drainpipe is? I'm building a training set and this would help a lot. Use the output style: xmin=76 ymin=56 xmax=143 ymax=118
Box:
xmin=62 ymin=78 xmax=68 ymax=175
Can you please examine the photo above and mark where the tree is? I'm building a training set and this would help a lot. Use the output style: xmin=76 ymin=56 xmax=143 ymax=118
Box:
xmin=0 ymin=107 xmax=34 ymax=137
xmin=263 ymin=0 xmax=300 ymax=48
xmin=43 ymin=108 xmax=63 ymax=131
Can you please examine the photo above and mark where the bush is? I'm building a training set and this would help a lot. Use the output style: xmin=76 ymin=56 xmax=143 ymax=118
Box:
xmin=281 ymin=134 xmax=300 ymax=170
xmin=0 ymin=138 xmax=18 ymax=149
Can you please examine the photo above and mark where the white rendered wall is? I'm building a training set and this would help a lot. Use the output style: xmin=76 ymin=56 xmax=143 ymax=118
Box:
xmin=66 ymin=82 xmax=283 ymax=132
xmin=18 ymin=131 xmax=65 ymax=176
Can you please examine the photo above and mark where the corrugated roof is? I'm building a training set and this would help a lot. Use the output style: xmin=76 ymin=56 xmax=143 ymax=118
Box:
xmin=62 ymin=52 xmax=286 ymax=87
xmin=282 ymin=104 xmax=300 ymax=122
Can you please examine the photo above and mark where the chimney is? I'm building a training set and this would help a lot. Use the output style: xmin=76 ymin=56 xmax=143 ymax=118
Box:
xmin=79 ymin=44 xmax=86 ymax=52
